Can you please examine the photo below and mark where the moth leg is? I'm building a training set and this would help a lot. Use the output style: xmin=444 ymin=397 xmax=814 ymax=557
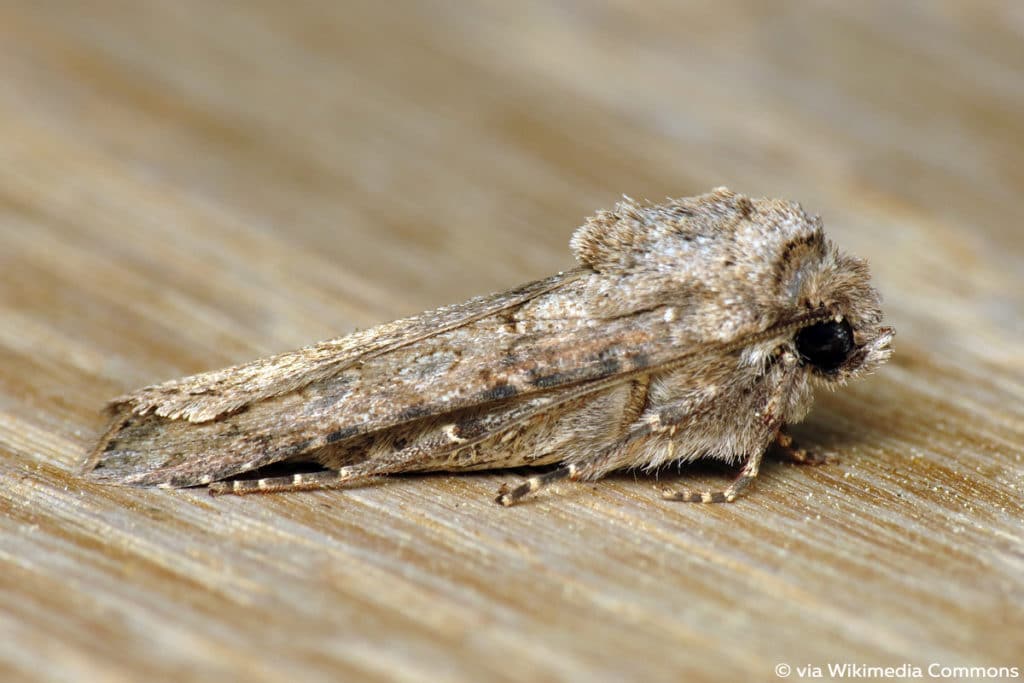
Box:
xmin=773 ymin=427 xmax=830 ymax=465
xmin=494 ymin=464 xmax=582 ymax=507
xmin=661 ymin=349 xmax=805 ymax=503
xmin=494 ymin=443 xmax=624 ymax=507
xmin=660 ymin=448 xmax=766 ymax=503
xmin=207 ymin=431 xmax=480 ymax=495
xmin=207 ymin=465 xmax=381 ymax=495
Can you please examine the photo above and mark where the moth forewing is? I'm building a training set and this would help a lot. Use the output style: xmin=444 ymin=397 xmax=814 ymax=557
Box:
xmin=86 ymin=273 xmax=703 ymax=488
xmin=105 ymin=270 xmax=583 ymax=424
xmin=84 ymin=187 xmax=893 ymax=504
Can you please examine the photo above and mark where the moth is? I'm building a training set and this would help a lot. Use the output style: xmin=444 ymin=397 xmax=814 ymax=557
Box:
xmin=83 ymin=188 xmax=894 ymax=505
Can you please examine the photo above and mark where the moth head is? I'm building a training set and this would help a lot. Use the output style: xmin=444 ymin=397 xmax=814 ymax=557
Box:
xmin=794 ymin=250 xmax=894 ymax=384
xmin=569 ymin=187 xmax=894 ymax=382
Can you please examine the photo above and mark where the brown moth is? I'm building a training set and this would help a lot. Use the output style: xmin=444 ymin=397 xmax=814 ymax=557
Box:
xmin=82 ymin=188 xmax=894 ymax=504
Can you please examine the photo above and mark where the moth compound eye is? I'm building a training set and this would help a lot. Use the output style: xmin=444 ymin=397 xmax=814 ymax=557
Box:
xmin=795 ymin=319 xmax=854 ymax=372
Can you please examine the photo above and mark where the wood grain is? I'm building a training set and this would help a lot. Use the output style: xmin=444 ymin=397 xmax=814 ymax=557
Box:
xmin=1 ymin=1 xmax=1021 ymax=681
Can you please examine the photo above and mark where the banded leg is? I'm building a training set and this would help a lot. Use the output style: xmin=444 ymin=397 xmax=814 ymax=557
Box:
xmin=208 ymin=466 xmax=378 ymax=495
xmin=208 ymin=428 xmax=472 ymax=495
xmin=660 ymin=353 xmax=797 ymax=504
xmin=773 ymin=427 xmax=829 ymax=465
xmin=661 ymin=448 xmax=765 ymax=503
xmin=206 ymin=442 xmax=436 ymax=495
xmin=494 ymin=437 xmax=634 ymax=507
xmin=494 ymin=464 xmax=581 ymax=506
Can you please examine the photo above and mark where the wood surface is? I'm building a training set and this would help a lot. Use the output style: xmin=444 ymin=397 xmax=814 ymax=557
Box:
xmin=1 ymin=2 xmax=1021 ymax=681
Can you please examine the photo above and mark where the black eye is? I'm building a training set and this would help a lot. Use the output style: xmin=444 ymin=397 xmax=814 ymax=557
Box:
xmin=795 ymin=319 xmax=854 ymax=372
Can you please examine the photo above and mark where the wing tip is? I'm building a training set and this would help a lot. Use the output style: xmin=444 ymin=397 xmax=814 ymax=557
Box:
xmin=81 ymin=405 xmax=185 ymax=487
xmin=79 ymin=404 xmax=134 ymax=475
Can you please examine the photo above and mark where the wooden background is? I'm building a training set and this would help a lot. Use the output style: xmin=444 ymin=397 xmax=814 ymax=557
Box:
xmin=1 ymin=2 xmax=1021 ymax=681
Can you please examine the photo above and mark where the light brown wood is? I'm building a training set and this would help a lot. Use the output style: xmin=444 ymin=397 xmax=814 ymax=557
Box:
xmin=1 ymin=2 xmax=1021 ymax=681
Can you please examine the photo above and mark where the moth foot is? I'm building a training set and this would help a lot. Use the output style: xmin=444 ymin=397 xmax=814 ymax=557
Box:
xmin=494 ymin=483 xmax=516 ymax=506
xmin=660 ymin=487 xmax=733 ymax=503
xmin=773 ymin=429 xmax=833 ymax=465
xmin=494 ymin=464 xmax=579 ymax=506
xmin=782 ymin=447 xmax=832 ymax=465
xmin=208 ymin=482 xmax=231 ymax=496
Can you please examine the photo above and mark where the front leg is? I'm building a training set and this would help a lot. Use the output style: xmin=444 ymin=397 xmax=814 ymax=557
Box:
xmin=660 ymin=449 xmax=765 ymax=503
xmin=660 ymin=349 xmax=801 ymax=504
xmin=660 ymin=424 xmax=828 ymax=503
